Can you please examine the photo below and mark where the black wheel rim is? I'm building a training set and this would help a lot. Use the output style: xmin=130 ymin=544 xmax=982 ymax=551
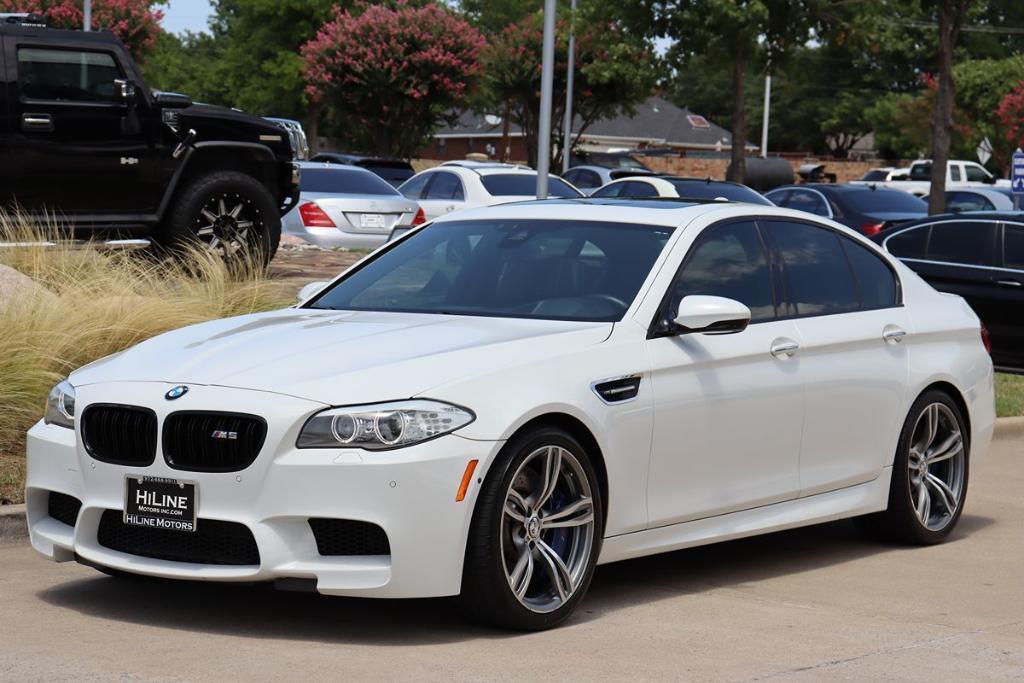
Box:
xmin=193 ymin=192 xmax=264 ymax=257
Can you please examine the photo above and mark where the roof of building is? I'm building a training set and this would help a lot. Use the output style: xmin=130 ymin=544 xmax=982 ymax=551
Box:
xmin=434 ymin=96 xmax=748 ymax=150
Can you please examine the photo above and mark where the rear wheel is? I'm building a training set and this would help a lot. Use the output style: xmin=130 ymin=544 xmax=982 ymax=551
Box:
xmin=159 ymin=170 xmax=280 ymax=265
xmin=856 ymin=390 xmax=969 ymax=544
xmin=460 ymin=427 xmax=603 ymax=630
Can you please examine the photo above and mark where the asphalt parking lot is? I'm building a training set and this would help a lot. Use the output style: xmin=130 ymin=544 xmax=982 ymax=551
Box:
xmin=1 ymin=433 xmax=1021 ymax=682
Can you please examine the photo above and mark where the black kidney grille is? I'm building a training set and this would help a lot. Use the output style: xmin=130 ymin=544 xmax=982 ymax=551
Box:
xmin=163 ymin=411 xmax=267 ymax=472
xmin=309 ymin=518 xmax=391 ymax=556
xmin=97 ymin=509 xmax=260 ymax=565
xmin=81 ymin=404 xmax=158 ymax=466
xmin=47 ymin=491 xmax=82 ymax=527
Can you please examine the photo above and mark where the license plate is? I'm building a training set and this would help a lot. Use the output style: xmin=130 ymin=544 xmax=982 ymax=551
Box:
xmin=124 ymin=476 xmax=197 ymax=532
xmin=359 ymin=213 xmax=386 ymax=229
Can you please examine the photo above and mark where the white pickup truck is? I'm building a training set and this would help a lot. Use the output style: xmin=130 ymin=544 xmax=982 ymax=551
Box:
xmin=851 ymin=159 xmax=1009 ymax=197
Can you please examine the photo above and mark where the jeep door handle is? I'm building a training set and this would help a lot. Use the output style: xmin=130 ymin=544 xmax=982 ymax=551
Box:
xmin=882 ymin=325 xmax=907 ymax=344
xmin=21 ymin=113 xmax=53 ymax=132
xmin=770 ymin=338 xmax=799 ymax=360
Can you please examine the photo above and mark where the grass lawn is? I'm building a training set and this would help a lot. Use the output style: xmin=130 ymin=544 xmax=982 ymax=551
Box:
xmin=996 ymin=372 xmax=1024 ymax=419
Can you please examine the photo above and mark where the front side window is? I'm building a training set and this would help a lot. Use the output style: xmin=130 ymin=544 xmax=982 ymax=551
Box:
xmin=910 ymin=163 xmax=932 ymax=181
xmin=591 ymin=182 xmax=624 ymax=198
xmin=618 ymin=181 xmax=658 ymax=197
xmin=670 ymin=221 xmax=776 ymax=322
xmin=945 ymin=192 xmax=992 ymax=212
xmin=1005 ymin=223 xmax=1024 ymax=270
xmin=767 ymin=220 xmax=859 ymax=316
xmin=480 ymin=174 xmax=580 ymax=198
xmin=666 ymin=180 xmax=773 ymax=206
xmin=926 ymin=221 xmax=996 ymax=266
xmin=425 ymin=172 xmax=465 ymax=200
xmin=785 ymin=190 xmax=830 ymax=217
xmin=965 ymin=164 xmax=991 ymax=183
xmin=309 ymin=220 xmax=673 ymax=322
xmin=18 ymin=48 xmax=120 ymax=102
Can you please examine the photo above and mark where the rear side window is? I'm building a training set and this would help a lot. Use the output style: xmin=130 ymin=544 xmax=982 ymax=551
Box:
xmin=945 ymin=192 xmax=993 ymax=212
xmin=424 ymin=171 xmax=465 ymax=200
xmin=618 ymin=181 xmax=657 ymax=197
xmin=885 ymin=226 xmax=928 ymax=259
xmin=1005 ymin=223 xmax=1024 ymax=270
xmin=767 ymin=220 xmax=859 ymax=316
xmin=398 ymin=173 xmax=432 ymax=199
xmin=480 ymin=174 xmax=580 ymax=198
xmin=18 ymin=48 xmax=120 ymax=102
xmin=566 ymin=169 xmax=600 ymax=189
xmin=840 ymin=239 xmax=899 ymax=309
xmin=926 ymin=221 xmax=995 ymax=266
xmin=672 ymin=221 xmax=776 ymax=322
xmin=592 ymin=182 xmax=623 ymax=198
xmin=950 ymin=166 xmax=962 ymax=182
xmin=301 ymin=168 xmax=399 ymax=195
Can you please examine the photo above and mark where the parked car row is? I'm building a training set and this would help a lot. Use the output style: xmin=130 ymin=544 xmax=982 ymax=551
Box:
xmin=852 ymin=159 xmax=1010 ymax=197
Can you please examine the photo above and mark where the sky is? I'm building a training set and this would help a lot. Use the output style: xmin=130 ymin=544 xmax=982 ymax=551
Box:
xmin=160 ymin=0 xmax=215 ymax=35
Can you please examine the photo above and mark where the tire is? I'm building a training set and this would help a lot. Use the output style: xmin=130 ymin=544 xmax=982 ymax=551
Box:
xmin=158 ymin=170 xmax=280 ymax=265
xmin=856 ymin=390 xmax=969 ymax=544
xmin=459 ymin=426 xmax=603 ymax=631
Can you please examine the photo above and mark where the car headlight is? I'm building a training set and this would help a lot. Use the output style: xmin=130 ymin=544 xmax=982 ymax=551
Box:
xmin=297 ymin=400 xmax=474 ymax=450
xmin=44 ymin=380 xmax=76 ymax=429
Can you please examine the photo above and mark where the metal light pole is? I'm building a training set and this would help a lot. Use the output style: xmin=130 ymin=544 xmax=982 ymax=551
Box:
xmin=83 ymin=0 xmax=91 ymax=31
xmin=760 ymin=69 xmax=771 ymax=157
xmin=561 ymin=0 xmax=577 ymax=174
xmin=536 ymin=0 xmax=557 ymax=199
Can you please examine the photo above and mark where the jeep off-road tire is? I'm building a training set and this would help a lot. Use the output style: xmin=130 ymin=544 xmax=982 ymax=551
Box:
xmin=159 ymin=170 xmax=280 ymax=265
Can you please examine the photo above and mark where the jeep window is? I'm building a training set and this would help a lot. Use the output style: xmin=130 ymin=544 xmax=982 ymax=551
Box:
xmin=18 ymin=48 xmax=121 ymax=103
xmin=301 ymin=168 xmax=400 ymax=196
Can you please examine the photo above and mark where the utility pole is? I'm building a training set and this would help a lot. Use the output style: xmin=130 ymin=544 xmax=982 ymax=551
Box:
xmin=760 ymin=66 xmax=771 ymax=157
xmin=83 ymin=0 xmax=91 ymax=31
xmin=561 ymin=0 xmax=577 ymax=174
xmin=536 ymin=0 xmax=556 ymax=199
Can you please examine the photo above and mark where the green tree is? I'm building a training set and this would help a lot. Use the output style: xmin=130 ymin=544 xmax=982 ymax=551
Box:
xmin=477 ymin=11 xmax=657 ymax=168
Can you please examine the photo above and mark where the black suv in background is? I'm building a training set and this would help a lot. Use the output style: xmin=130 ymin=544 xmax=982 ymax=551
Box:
xmin=0 ymin=16 xmax=299 ymax=261
xmin=874 ymin=212 xmax=1024 ymax=373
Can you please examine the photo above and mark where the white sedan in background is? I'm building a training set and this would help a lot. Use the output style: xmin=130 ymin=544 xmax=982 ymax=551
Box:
xmin=27 ymin=199 xmax=993 ymax=630
xmin=282 ymin=162 xmax=422 ymax=249
xmin=593 ymin=175 xmax=774 ymax=205
xmin=398 ymin=161 xmax=581 ymax=220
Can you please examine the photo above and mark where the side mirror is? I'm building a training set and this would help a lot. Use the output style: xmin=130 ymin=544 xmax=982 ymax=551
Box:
xmin=673 ymin=295 xmax=751 ymax=335
xmin=114 ymin=78 xmax=137 ymax=102
xmin=297 ymin=281 xmax=329 ymax=303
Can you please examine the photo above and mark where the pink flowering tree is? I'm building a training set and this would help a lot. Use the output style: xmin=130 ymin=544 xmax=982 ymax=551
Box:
xmin=998 ymin=82 xmax=1024 ymax=152
xmin=0 ymin=0 xmax=164 ymax=58
xmin=302 ymin=1 xmax=484 ymax=159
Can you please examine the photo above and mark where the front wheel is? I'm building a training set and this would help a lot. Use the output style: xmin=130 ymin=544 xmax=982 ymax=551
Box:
xmin=460 ymin=427 xmax=603 ymax=630
xmin=159 ymin=170 xmax=280 ymax=265
xmin=857 ymin=390 xmax=969 ymax=544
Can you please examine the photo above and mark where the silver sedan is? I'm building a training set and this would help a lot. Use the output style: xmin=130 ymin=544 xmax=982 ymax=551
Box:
xmin=282 ymin=162 xmax=422 ymax=249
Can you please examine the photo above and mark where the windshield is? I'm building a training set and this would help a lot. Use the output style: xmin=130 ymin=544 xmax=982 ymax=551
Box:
xmin=301 ymin=168 xmax=399 ymax=196
xmin=480 ymin=174 xmax=582 ymax=198
xmin=842 ymin=189 xmax=928 ymax=213
xmin=309 ymin=219 xmax=674 ymax=322
xmin=665 ymin=180 xmax=774 ymax=206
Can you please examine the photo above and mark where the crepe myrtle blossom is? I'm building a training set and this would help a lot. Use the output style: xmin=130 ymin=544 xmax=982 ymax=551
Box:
xmin=0 ymin=0 xmax=163 ymax=57
xmin=301 ymin=1 xmax=484 ymax=158
xmin=997 ymin=81 xmax=1024 ymax=152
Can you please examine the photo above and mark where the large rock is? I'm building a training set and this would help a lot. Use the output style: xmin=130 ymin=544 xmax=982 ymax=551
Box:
xmin=0 ymin=264 xmax=52 ymax=307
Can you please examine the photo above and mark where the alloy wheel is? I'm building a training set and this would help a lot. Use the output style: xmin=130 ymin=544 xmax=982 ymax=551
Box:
xmin=500 ymin=445 xmax=596 ymax=614
xmin=193 ymin=192 xmax=263 ymax=256
xmin=908 ymin=402 xmax=965 ymax=532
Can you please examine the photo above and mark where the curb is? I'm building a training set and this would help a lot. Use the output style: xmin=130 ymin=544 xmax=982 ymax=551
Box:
xmin=0 ymin=503 xmax=27 ymax=543
xmin=0 ymin=417 xmax=1021 ymax=544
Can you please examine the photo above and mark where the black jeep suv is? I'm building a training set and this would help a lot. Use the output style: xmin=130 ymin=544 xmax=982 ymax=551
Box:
xmin=0 ymin=16 xmax=299 ymax=261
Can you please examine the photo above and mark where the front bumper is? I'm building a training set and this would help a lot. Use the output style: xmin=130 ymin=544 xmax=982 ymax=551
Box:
xmin=26 ymin=382 xmax=498 ymax=598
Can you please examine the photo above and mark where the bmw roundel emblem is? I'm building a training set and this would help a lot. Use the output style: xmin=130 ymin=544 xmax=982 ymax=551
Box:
xmin=165 ymin=385 xmax=189 ymax=400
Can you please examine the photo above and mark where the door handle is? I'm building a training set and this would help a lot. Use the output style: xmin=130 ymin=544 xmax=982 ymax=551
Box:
xmin=446 ymin=205 xmax=456 ymax=212
xmin=997 ymin=279 xmax=1021 ymax=288
xmin=21 ymin=113 xmax=53 ymax=132
xmin=882 ymin=325 xmax=907 ymax=344
xmin=770 ymin=337 xmax=800 ymax=360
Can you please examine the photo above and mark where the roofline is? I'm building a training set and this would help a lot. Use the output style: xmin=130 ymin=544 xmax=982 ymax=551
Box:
xmin=432 ymin=131 xmax=757 ymax=151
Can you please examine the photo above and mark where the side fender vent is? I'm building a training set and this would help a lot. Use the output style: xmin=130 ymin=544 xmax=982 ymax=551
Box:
xmin=592 ymin=375 xmax=642 ymax=404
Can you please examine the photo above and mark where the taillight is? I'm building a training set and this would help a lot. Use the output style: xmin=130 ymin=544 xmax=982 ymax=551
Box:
xmin=411 ymin=207 xmax=426 ymax=226
xmin=299 ymin=202 xmax=336 ymax=228
xmin=980 ymin=322 xmax=992 ymax=355
xmin=860 ymin=221 xmax=885 ymax=236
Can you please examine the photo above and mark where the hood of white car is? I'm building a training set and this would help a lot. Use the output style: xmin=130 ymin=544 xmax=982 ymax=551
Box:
xmin=69 ymin=308 xmax=612 ymax=405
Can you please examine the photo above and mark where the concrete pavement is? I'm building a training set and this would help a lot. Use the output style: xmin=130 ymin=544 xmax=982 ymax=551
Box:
xmin=1 ymin=436 xmax=1021 ymax=681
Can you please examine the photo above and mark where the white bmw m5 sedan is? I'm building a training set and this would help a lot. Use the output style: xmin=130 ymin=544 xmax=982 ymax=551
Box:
xmin=26 ymin=199 xmax=995 ymax=630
